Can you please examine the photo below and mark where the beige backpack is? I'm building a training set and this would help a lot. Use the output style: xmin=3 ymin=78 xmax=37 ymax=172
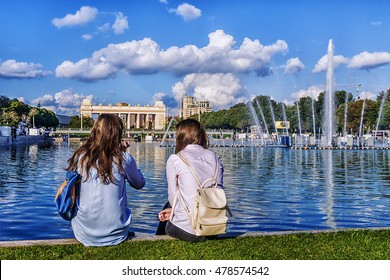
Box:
xmin=172 ymin=153 xmax=232 ymax=236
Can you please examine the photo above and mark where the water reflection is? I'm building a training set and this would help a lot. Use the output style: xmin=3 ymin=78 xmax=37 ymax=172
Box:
xmin=324 ymin=150 xmax=335 ymax=228
xmin=1 ymin=142 xmax=390 ymax=241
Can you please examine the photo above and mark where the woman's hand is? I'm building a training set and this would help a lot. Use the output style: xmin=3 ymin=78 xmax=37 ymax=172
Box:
xmin=157 ymin=208 xmax=172 ymax=222
xmin=121 ymin=140 xmax=130 ymax=151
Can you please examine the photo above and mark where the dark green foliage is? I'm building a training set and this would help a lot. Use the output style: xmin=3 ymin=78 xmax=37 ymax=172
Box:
xmin=0 ymin=95 xmax=59 ymax=127
xmin=68 ymin=115 xmax=95 ymax=128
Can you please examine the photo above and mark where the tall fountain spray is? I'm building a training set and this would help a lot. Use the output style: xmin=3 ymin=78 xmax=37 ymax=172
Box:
xmin=323 ymin=39 xmax=335 ymax=147
xmin=255 ymin=99 xmax=271 ymax=143
xmin=374 ymin=91 xmax=388 ymax=142
xmin=160 ymin=116 xmax=175 ymax=147
xmin=268 ymin=96 xmax=280 ymax=144
xmin=249 ymin=101 xmax=265 ymax=144
xmin=311 ymin=97 xmax=316 ymax=140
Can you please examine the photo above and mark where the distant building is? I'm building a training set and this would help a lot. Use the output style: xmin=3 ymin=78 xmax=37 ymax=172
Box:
xmin=180 ymin=96 xmax=212 ymax=119
xmin=80 ymin=99 xmax=166 ymax=130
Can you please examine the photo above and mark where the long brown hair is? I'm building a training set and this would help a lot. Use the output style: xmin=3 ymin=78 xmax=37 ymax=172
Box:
xmin=175 ymin=119 xmax=208 ymax=154
xmin=67 ymin=113 xmax=125 ymax=184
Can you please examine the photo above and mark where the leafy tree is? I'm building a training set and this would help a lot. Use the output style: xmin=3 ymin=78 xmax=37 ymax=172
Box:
xmin=68 ymin=115 xmax=94 ymax=128
xmin=297 ymin=97 xmax=314 ymax=133
xmin=0 ymin=111 xmax=19 ymax=126
xmin=0 ymin=95 xmax=11 ymax=109
xmin=8 ymin=99 xmax=30 ymax=117
xmin=68 ymin=116 xmax=81 ymax=128
xmin=28 ymin=108 xmax=59 ymax=128
xmin=377 ymin=90 xmax=390 ymax=130
xmin=364 ymin=99 xmax=379 ymax=133
xmin=82 ymin=116 xmax=95 ymax=128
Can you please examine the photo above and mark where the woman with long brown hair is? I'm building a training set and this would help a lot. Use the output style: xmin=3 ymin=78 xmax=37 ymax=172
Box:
xmin=157 ymin=119 xmax=224 ymax=242
xmin=68 ymin=113 xmax=145 ymax=246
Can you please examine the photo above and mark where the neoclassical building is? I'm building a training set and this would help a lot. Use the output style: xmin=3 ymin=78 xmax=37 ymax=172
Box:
xmin=80 ymin=99 xmax=166 ymax=130
xmin=180 ymin=96 xmax=212 ymax=119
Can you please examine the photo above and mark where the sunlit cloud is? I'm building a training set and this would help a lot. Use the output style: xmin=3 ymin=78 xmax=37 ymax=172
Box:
xmin=313 ymin=54 xmax=349 ymax=73
xmin=55 ymin=29 xmax=288 ymax=82
xmin=172 ymin=73 xmax=247 ymax=110
xmin=283 ymin=57 xmax=305 ymax=74
xmin=52 ymin=6 xmax=98 ymax=28
xmin=0 ymin=59 xmax=51 ymax=79
xmin=169 ymin=3 xmax=201 ymax=21
xmin=112 ymin=12 xmax=129 ymax=34
xmin=291 ymin=85 xmax=324 ymax=101
xmin=348 ymin=51 xmax=390 ymax=70
xmin=32 ymin=89 xmax=95 ymax=116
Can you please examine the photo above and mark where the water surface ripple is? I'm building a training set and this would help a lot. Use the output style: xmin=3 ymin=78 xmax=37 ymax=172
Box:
xmin=1 ymin=142 xmax=389 ymax=241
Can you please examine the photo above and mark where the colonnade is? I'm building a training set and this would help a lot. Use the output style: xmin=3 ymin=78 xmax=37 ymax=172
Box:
xmin=80 ymin=99 xmax=166 ymax=130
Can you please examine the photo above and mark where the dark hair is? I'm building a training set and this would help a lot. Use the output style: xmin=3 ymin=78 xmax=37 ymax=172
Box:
xmin=175 ymin=119 xmax=208 ymax=154
xmin=67 ymin=114 xmax=125 ymax=184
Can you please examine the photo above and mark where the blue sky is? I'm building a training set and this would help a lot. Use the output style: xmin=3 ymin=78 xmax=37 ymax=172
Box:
xmin=1 ymin=0 xmax=390 ymax=116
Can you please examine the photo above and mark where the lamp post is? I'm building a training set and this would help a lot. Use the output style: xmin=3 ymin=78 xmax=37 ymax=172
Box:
xmin=32 ymin=100 xmax=41 ymax=128
xmin=31 ymin=108 xmax=37 ymax=128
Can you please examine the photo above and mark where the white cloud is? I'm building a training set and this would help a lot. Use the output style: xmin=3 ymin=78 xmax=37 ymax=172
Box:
xmin=82 ymin=34 xmax=93 ymax=40
xmin=52 ymin=6 xmax=98 ymax=28
xmin=55 ymin=29 xmax=288 ymax=82
xmin=32 ymin=89 xmax=94 ymax=116
xmin=208 ymin=29 xmax=235 ymax=48
xmin=112 ymin=12 xmax=129 ymax=34
xmin=173 ymin=3 xmax=201 ymax=21
xmin=283 ymin=57 xmax=305 ymax=74
xmin=159 ymin=0 xmax=168 ymax=4
xmin=17 ymin=97 xmax=27 ymax=103
xmin=172 ymin=73 xmax=247 ymax=110
xmin=0 ymin=59 xmax=51 ymax=79
xmin=98 ymin=23 xmax=110 ymax=33
xmin=291 ymin=85 xmax=323 ymax=101
xmin=358 ymin=91 xmax=377 ymax=100
xmin=348 ymin=51 xmax=390 ymax=70
xmin=282 ymin=99 xmax=295 ymax=106
xmin=313 ymin=54 xmax=349 ymax=72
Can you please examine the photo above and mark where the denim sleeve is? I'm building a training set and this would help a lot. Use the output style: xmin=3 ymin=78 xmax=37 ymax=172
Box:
xmin=123 ymin=152 xmax=145 ymax=189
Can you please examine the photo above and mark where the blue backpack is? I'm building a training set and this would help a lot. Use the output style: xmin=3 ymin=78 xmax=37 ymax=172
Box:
xmin=55 ymin=170 xmax=81 ymax=221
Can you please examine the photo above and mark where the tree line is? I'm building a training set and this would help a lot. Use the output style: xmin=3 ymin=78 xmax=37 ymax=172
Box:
xmin=198 ymin=88 xmax=390 ymax=136
xmin=0 ymin=95 xmax=59 ymax=128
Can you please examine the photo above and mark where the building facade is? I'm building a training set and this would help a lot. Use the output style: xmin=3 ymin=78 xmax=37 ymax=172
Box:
xmin=80 ymin=99 xmax=166 ymax=130
xmin=180 ymin=96 xmax=212 ymax=119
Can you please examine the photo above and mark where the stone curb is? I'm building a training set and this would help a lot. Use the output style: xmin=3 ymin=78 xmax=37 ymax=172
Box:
xmin=1 ymin=227 xmax=389 ymax=248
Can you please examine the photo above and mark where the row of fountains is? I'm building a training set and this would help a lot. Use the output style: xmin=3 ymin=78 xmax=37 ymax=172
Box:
xmin=161 ymin=39 xmax=389 ymax=149
xmin=244 ymin=39 xmax=389 ymax=149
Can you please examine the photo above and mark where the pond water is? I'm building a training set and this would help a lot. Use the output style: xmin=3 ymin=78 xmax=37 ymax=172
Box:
xmin=1 ymin=141 xmax=390 ymax=241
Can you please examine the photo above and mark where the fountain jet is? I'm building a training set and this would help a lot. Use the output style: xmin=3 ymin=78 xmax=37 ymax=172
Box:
xmin=323 ymin=39 xmax=335 ymax=147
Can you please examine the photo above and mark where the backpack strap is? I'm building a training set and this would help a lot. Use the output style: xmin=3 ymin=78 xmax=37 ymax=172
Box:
xmin=178 ymin=152 xmax=219 ymax=189
xmin=179 ymin=153 xmax=233 ymax=218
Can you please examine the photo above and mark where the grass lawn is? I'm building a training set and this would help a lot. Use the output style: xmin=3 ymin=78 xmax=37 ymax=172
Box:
xmin=1 ymin=229 xmax=390 ymax=260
